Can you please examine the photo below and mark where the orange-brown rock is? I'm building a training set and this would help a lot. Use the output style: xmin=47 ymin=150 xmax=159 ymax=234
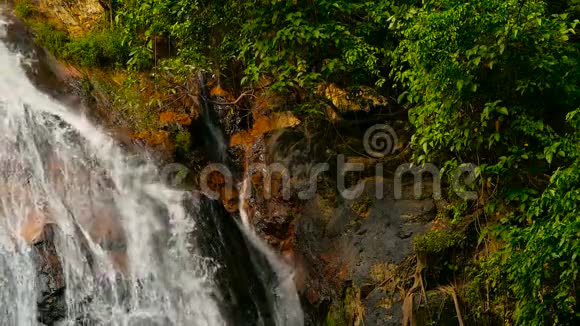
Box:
xmin=132 ymin=130 xmax=170 ymax=146
xmin=210 ymin=85 xmax=236 ymax=102
xmin=159 ymin=111 xmax=192 ymax=126
xmin=86 ymin=207 xmax=126 ymax=247
xmin=21 ymin=207 xmax=54 ymax=244
xmin=317 ymin=83 xmax=389 ymax=112
xmin=230 ymin=112 xmax=301 ymax=147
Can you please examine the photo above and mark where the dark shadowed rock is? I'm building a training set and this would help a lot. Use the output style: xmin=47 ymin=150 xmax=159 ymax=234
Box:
xmin=33 ymin=226 xmax=66 ymax=325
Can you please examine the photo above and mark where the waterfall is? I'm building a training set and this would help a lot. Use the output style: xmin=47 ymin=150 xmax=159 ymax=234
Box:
xmin=0 ymin=16 xmax=223 ymax=325
xmin=237 ymin=173 xmax=304 ymax=326
xmin=0 ymin=8 xmax=306 ymax=325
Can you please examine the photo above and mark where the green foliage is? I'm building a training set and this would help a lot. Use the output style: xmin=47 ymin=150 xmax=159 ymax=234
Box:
xmin=115 ymin=0 xmax=394 ymax=95
xmin=14 ymin=0 xmax=34 ymax=18
xmin=464 ymin=255 xmax=513 ymax=323
xmin=414 ymin=229 xmax=465 ymax=255
xmin=326 ymin=284 xmax=365 ymax=326
xmin=238 ymin=0 xmax=392 ymax=91
xmin=352 ymin=196 xmax=373 ymax=217
xmin=500 ymin=162 xmax=580 ymax=324
xmin=27 ymin=17 xmax=128 ymax=68
xmin=115 ymin=0 xmax=227 ymax=70
xmin=393 ymin=0 xmax=579 ymax=168
xmin=174 ymin=131 xmax=191 ymax=153
xmin=33 ymin=23 xmax=70 ymax=57
xmin=56 ymin=28 xmax=128 ymax=67
xmin=65 ymin=29 xmax=129 ymax=67
xmin=391 ymin=1 xmax=580 ymax=323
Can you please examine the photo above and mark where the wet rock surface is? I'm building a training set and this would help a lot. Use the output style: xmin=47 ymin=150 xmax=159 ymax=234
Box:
xmin=235 ymin=118 xmax=437 ymax=325
xmin=34 ymin=227 xmax=66 ymax=325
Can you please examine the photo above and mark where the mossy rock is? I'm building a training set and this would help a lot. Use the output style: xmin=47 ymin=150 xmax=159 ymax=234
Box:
xmin=325 ymin=284 xmax=365 ymax=326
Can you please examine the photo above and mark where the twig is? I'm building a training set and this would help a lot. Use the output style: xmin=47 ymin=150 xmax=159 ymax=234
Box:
xmin=209 ymin=91 xmax=257 ymax=105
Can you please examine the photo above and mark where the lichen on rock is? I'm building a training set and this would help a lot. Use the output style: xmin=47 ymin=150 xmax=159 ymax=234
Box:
xmin=38 ymin=0 xmax=104 ymax=37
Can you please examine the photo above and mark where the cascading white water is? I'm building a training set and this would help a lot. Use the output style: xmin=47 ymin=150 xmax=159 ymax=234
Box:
xmin=237 ymin=156 xmax=303 ymax=326
xmin=0 ymin=17 xmax=223 ymax=325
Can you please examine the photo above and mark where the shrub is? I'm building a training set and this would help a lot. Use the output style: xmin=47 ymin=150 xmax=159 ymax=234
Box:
xmin=174 ymin=131 xmax=191 ymax=153
xmin=65 ymin=29 xmax=129 ymax=67
xmin=414 ymin=229 xmax=465 ymax=255
xmin=15 ymin=0 xmax=34 ymax=19
xmin=33 ymin=23 xmax=69 ymax=57
xmin=22 ymin=18 xmax=128 ymax=68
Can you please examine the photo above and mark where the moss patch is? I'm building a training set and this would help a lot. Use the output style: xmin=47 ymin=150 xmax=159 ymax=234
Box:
xmin=326 ymin=284 xmax=365 ymax=326
xmin=351 ymin=196 xmax=372 ymax=219
xmin=15 ymin=0 xmax=35 ymax=18
xmin=414 ymin=228 xmax=465 ymax=255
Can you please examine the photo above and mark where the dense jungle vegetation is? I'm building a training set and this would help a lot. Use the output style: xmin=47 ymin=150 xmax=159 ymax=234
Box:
xmin=15 ymin=0 xmax=580 ymax=324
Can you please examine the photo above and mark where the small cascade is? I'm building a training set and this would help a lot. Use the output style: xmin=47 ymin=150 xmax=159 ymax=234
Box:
xmin=199 ymin=79 xmax=305 ymax=326
xmin=198 ymin=74 xmax=230 ymax=164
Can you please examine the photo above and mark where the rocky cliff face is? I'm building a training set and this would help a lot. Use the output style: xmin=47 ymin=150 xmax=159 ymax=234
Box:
xmin=38 ymin=0 xmax=104 ymax=36
xmin=232 ymin=117 xmax=438 ymax=325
